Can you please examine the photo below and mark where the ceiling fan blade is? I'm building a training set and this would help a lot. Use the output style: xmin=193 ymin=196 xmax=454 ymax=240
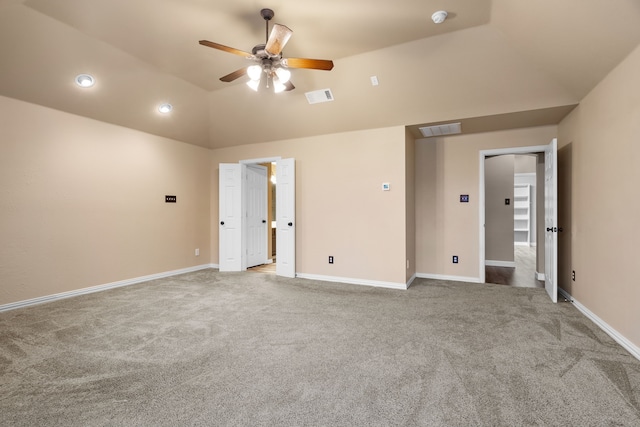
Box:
xmin=265 ymin=23 xmax=293 ymax=56
xmin=282 ymin=57 xmax=334 ymax=71
xmin=199 ymin=40 xmax=253 ymax=58
xmin=220 ymin=67 xmax=249 ymax=83
xmin=284 ymin=81 xmax=295 ymax=91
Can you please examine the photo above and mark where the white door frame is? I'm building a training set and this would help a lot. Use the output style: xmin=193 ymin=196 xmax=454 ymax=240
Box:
xmin=479 ymin=145 xmax=548 ymax=284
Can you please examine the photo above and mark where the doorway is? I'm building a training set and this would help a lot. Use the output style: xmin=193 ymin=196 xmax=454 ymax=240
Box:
xmin=484 ymin=154 xmax=542 ymax=288
xmin=219 ymin=157 xmax=296 ymax=278
xmin=247 ymin=162 xmax=277 ymax=274
xmin=479 ymin=140 xmax=558 ymax=302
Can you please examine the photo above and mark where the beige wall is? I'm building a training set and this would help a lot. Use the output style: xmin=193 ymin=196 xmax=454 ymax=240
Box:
xmin=415 ymin=126 xmax=558 ymax=279
xmin=414 ymin=138 xmax=438 ymax=274
xmin=210 ymin=126 xmax=409 ymax=285
xmin=514 ymin=154 xmax=536 ymax=174
xmin=485 ymin=155 xmax=515 ymax=262
xmin=0 ymin=96 xmax=211 ymax=306
xmin=558 ymin=44 xmax=640 ymax=348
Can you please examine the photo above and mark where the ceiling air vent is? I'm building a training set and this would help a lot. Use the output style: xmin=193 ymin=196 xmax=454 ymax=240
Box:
xmin=419 ymin=122 xmax=462 ymax=138
xmin=305 ymin=88 xmax=334 ymax=104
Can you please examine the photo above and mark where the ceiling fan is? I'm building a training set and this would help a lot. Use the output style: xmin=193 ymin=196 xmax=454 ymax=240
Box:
xmin=199 ymin=8 xmax=334 ymax=93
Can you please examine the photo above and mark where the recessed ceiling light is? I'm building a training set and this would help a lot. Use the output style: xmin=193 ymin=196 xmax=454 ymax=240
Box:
xmin=158 ymin=103 xmax=173 ymax=114
xmin=75 ymin=74 xmax=95 ymax=88
xmin=431 ymin=11 xmax=448 ymax=24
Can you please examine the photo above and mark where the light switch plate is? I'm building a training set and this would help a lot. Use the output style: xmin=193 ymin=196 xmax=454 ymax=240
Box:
xmin=382 ymin=183 xmax=390 ymax=191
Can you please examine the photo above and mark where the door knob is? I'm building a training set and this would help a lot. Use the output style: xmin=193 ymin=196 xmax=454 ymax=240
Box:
xmin=220 ymin=221 xmax=224 ymax=225
xmin=546 ymin=227 xmax=552 ymax=232
xmin=288 ymin=222 xmax=293 ymax=227
xmin=262 ymin=220 xmax=267 ymax=223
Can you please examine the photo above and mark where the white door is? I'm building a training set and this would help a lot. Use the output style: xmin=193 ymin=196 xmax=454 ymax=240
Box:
xmin=544 ymin=138 xmax=558 ymax=303
xmin=276 ymin=158 xmax=296 ymax=278
xmin=219 ymin=163 xmax=244 ymax=271
xmin=246 ymin=165 xmax=268 ymax=268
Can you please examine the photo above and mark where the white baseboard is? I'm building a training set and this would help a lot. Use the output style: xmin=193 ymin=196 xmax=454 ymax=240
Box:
xmin=558 ymin=288 xmax=640 ymax=362
xmin=406 ymin=273 xmax=417 ymax=289
xmin=536 ymin=271 xmax=545 ymax=280
xmin=0 ymin=264 xmax=216 ymax=313
xmin=485 ymin=260 xmax=516 ymax=268
xmin=416 ymin=273 xmax=483 ymax=284
xmin=295 ymin=273 xmax=408 ymax=290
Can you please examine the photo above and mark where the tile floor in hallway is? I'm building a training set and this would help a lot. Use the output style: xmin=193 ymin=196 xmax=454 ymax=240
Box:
xmin=485 ymin=245 xmax=545 ymax=288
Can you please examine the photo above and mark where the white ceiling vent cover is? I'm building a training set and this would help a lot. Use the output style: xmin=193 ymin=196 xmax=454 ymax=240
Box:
xmin=305 ymin=89 xmax=334 ymax=104
xmin=419 ymin=122 xmax=462 ymax=138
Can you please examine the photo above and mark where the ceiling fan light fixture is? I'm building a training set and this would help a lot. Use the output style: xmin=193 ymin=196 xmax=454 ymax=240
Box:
xmin=246 ymin=79 xmax=260 ymax=91
xmin=199 ymin=9 xmax=334 ymax=94
xmin=273 ymin=77 xmax=286 ymax=93
xmin=247 ymin=65 xmax=262 ymax=81
xmin=275 ymin=67 xmax=291 ymax=83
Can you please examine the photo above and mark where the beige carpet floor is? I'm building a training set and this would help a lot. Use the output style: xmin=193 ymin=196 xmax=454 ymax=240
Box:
xmin=1 ymin=270 xmax=639 ymax=426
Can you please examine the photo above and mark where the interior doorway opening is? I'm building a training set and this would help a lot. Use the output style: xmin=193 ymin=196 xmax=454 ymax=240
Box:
xmin=479 ymin=140 xmax=558 ymax=302
xmin=247 ymin=161 xmax=277 ymax=274
xmin=219 ymin=157 xmax=295 ymax=278
xmin=484 ymin=153 xmax=543 ymax=288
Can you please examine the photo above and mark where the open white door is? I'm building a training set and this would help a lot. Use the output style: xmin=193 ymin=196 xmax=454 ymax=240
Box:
xmin=276 ymin=158 xmax=295 ymax=278
xmin=219 ymin=163 xmax=244 ymax=271
xmin=544 ymin=138 xmax=558 ymax=302
xmin=246 ymin=165 xmax=268 ymax=268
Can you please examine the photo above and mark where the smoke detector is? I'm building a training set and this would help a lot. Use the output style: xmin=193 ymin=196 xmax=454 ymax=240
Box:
xmin=431 ymin=11 xmax=448 ymax=24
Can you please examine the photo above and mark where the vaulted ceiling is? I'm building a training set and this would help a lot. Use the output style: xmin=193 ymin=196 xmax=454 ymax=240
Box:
xmin=1 ymin=0 xmax=639 ymax=149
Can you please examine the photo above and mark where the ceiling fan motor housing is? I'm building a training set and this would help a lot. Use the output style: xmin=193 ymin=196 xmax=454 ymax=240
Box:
xmin=260 ymin=8 xmax=274 ymax=21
